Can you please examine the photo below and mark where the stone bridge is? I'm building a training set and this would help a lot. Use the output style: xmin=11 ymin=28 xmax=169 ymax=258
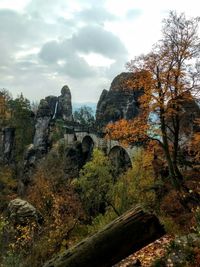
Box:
xmin=64 ymin=126 xmax=139 ymax=173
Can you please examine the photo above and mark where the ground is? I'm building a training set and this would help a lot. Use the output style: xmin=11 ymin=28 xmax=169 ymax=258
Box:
xmin=115 ymin=235 xmax=173 ymax=267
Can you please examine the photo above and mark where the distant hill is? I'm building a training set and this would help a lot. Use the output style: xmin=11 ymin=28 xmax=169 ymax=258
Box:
xmin=72 ymin=102 xmax=97 ymax=114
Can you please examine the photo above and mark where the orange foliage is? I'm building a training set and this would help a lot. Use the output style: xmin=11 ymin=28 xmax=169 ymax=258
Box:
xmin=9 ymin=222 xmax=37 ymax=253
xmin=106 ymin=12 xmax=200 ymax=183
xmin=106 ymin=114 xmax=149 ymax=146
xmin=25 ymin=165 xmax=85 ymax=257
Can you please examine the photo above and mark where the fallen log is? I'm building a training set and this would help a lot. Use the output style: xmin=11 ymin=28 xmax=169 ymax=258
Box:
xmin=43 ymin=207 xmax=165 ymax=267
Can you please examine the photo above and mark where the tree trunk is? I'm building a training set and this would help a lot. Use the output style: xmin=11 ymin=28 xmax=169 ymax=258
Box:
xmin=160 ymin=109 xmax=182 ymax=188
xmin=43 ymin=207 xmax=165 ymax=267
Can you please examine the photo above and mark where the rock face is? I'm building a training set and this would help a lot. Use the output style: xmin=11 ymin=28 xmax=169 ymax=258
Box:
xmin=7 ymin=198 xmax=43 ymax=225
xmin=178 ymin=93 xmax=200 ymax=142
xmin=64 ymin=142 xmax=85 ymax=179
xmin=33 ymin=86 xmax=72 ymax=153
xmin=21 ymin=144 xmax=38 ymax=189
xmin=57 ymin=85 xmax=73 ymax=121
xmin=1 ymin=127 xmax=15 ymax=164
xmin=33 ymin=96 xmax=55 ymax=156
xmin=21 ymin=86 xmax=73 ymax=190
xmin=167 ymin=92 xmax=200 ymax=146
xmin=96 ymin=73 xmax=143 ymax=129
xmin=36 ymin=86 xmax=72 ymax=122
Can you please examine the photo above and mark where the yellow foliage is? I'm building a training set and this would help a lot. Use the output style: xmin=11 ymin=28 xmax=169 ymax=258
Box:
xmin=106 ymin=12 xmax=200 ymax=186
xmin=111 ymin=148 xmax=159 ymax=213
xmin=22 ymin=157 xmax=85 ymax=265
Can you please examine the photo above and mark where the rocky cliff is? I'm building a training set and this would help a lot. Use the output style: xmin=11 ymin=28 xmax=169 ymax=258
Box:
xmin=21 ymin=86 xmax=73 ymax=191
xmin=96 ymin=72 xmax=143 ymax=129
xmin=33 ymin=85 xmax=72 ymax=153
xmin=0 ymin=127 xmax=15 ymax=164
xmin=167 ymin=92 xmax=200 ymax=146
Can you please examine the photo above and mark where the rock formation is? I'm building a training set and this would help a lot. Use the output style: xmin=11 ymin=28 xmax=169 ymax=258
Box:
xmin=57 ymin=85 xmax=73 ymax=121
xmin=0 ymin=127 xmax=15 ymax=164
xmin=33 ymin=85 xmax=72 ymax=153
xmin=7 ymin=198 xmax=43 ymax=225
xmin=96 ymin=72 xmax=143 ymax=129
xmin=64 ymin=142 xmax=85 ymax=179
xmin=21 ymin=86 xmax=73 ymax=190
xmin=167 ymin=92 xmax=200 ymax=146
xmin=178 ymin=92 xmax=200 ymax=144
xmin=21 ymin=144 xmax=38 ymax=188
xmin=35 ymin=86 xmax=72 ymax=122
xmin=33 ymin=99 xmax=52 ymax=154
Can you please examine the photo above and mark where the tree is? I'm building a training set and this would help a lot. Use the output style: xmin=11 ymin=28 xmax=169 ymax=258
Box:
xmin=43 ymin=208 xmax=165 ymax=267
xmin=0 ymin=89 xmax=12 ymax=127
xmin=23 ymin=149 xmax=85 ymax=266
xmin=111 ymin=148 xmax=159 ymax=214
xmin=106 ymin=11 xmax=200 ymax=188
xmin=8 ymin=93 xmax=35 ymax=161
xmin=73 ymin=106 xmax=95 ymax=128
xmin=0 ymin=89 xmax=12 ymax=103
xmin=74 ymin=149 xmax=115 ymax=217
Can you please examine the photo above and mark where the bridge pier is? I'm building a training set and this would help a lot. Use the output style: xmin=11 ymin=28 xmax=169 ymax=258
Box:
xmin=64 ymin=133 xmax=76 ymax=145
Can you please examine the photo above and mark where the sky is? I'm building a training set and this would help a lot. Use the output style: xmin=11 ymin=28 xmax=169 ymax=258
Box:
xmin=0 ymin=0 xmax=199 ymax=103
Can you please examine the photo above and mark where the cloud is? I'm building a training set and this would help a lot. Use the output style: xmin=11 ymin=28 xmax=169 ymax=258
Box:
xmin=39 ymin=41 xmax=69 ymax=63
xmin=0 ymin=9 xmax=51 ymax=47
xmin=59 ymin=54 xmax=97 ymax=79
xmin=26 ymin=0 xmax=72 ymax=19
xmin=71 ymin=25 xmax=127 ymax=59
xmin=0 ymin=8 xmax=73 ymax=63
xmin=39 ymin=39 xmax=97 ymax=79
xmin=0 ymin=9 xmax=33 ymax=62
xmin=0 ymin=2 xmax=138 ymax=103
xmin=77 ymin=6 xmax=116 ymax=25
xmin=0 ymin=9 xmax=34 ymax=72
xmin=39 ymin=24 xmax=128 ymax=81
xmin=4 ymin=0 xmax=199 ymax=104
xmin=126 ymin=9 xmax=142 ymax=20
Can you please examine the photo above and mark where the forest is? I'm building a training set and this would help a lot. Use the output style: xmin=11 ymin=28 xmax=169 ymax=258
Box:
xmin=0 ymin=11 xmax=200 ymax=267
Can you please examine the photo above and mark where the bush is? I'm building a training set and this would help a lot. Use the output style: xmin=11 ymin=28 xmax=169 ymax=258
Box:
xmin=0 ymin=166 xmax=17 ymax=211
xmin=74 ymin=149 xmax=114 ymax=217
xmin=15 ymin=147 xmax=85 ymax=266
xmin=50 ymin=119 xmax=65 ymax=144
xmin=111 ymin=148 xmax=159 ymax=214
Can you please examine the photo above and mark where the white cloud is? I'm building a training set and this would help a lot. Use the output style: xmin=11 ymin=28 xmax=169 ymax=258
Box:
xmin=0 ymin=0 xmax=31 ymax=12
xmin=80 ymin=53 xmax=115 ymax=67
xmin=0 ymin=0 xmax=200 ymax=103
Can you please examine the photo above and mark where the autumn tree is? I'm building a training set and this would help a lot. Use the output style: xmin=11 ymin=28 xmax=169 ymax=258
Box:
xmin=23 ymin=148 xmax=85 ymax=266
xmin=107 ymin=11 xmax=200 ymax=188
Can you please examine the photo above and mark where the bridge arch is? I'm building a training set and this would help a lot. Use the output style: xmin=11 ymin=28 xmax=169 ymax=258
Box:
xmin=64 ymin=131 xmax=137 ymax=169
xmin=82 ymin=135 xmax=94 ymax=163
xmin=108 ymin=145 xmax=132 ymax=176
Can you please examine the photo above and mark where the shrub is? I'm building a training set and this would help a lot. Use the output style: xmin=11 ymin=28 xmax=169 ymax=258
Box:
xmin=20 ymin=148 xmax=85 ymax=266
xmin=111 ymin=148 xmax=159 ymax=214
xmin=0 ymin=166 xmax=17 ymax=211
xmin=74 ymin=149 xmax=114 ymax=217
